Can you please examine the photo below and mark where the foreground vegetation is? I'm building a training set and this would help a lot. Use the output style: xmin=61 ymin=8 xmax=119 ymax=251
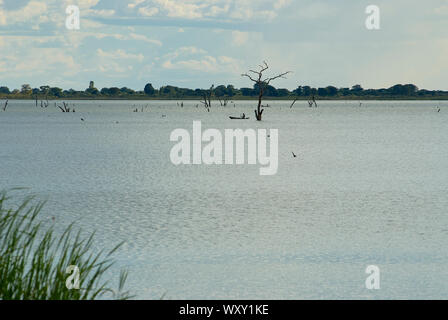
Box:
xmin=0 ymin=190 xmax=131 ymax=300
xmin=1 ymin=82 xmax=447 ymax=101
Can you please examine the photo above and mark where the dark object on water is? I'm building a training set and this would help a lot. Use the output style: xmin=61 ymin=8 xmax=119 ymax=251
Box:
xmin=58 ymin=102 xmax=71 ymax=112
xmin=229 ymin=116 xmax=250 ymax=120
xmin=290 ymin=99 xmax=298 ymax=108
xmin=308 ymin=95 xmax=318 ymax=108
xmin=81 ymin=118 xmax=84 ymax=121
xmin=230 ymin=113 xmax=249 ymax=120
xmin=292 ymin=152 xmax=297 ymax=158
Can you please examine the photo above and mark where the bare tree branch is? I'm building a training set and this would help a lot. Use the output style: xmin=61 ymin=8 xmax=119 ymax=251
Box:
xmin=241 ymin=73 xmax=258 ymax=83
xmin=265 ymin=71 xmax=291 ymax=85
xmin=241 ymin=61 xmax=291 ymax=121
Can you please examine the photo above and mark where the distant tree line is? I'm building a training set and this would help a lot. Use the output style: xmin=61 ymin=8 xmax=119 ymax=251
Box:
xmin=0 ymin=82 xmax=447 ymax=100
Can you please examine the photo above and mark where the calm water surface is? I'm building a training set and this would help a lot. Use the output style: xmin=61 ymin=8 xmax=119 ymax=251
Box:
xmin=1 ymin=100 xmax=447 ymax=299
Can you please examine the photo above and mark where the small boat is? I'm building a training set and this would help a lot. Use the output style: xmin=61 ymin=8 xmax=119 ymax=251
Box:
xmin=229 ymin=116 xmax=250 ymax=120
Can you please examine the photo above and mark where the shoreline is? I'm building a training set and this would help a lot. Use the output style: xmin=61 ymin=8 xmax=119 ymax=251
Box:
xmin=2 ymin=96 xmax=448 ymax=101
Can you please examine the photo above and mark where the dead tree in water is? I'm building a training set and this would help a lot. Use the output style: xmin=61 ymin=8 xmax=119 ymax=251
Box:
xmin=218 ymin=97 xmax=229 ymax=106
xmin=242 ymin=61 xmax=290 ymax=121
xmin=308 ymin=95 xmax=317 ymax=108
xmin=57 ymin=102 xmax=73 ymax=112
xmin=2 ymin=100 xmax=8 ymax=111
xmin=290 ymin=98 xmax=298 ymax=108
xmin=200 ymin=85 xmax=214 ymax=110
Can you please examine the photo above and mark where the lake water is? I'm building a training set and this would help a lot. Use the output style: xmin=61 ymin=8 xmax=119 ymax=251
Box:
xmin=1 ymin=99 xmax=447 ymax=299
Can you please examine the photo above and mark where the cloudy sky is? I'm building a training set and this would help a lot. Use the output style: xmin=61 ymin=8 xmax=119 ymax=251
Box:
xmin=0 ymin=0 xmax=447 ymax=91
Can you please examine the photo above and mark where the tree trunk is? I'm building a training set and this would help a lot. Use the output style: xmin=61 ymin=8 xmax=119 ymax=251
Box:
xmin=255 ymin=88 xmax=264 ymax=121
xmin=242 ymin=62 xmax=290 ymax=121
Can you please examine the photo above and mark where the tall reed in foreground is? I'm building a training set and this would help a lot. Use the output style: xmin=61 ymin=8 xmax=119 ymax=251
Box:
xmin=0 ymin=190 xmax=132 ymax=300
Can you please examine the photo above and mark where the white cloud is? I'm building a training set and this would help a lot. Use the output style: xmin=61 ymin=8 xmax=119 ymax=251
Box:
xmin=207 ymin=4 xmax=230 ymax=17
xmin=88 ymin=9 xmax=116 ymax=17
xmin=129 ymin=33 xmax=162 ymax=46
xmin=230 ymin=7 xmax=276 ymax=20
xmin=273 ymin=0 xmax=292 ymax=10
xmin=97 ymin=49 xmax=144 ymax=62
xmin=163 ymin=46 xmax=207 ymax=60
xmin=161 ymin=46 xmax=241 ymax=74
xmin=293 ymin=2 xmax=336 ymax=19
xmin=138 ymin=7 xmax=159 ymax=17
xmin=153 ymin=0 xmax=206 ymax=19
xmin=127 ymin=0 xmax=291 ymax=21
xmin=128 ymin=0 xmax=146 ymax=9
xmin=162 ymin=55 xmax=237 ymax=72
xmin=231 ymin=31 xmax=249 ymax=46
xmin=95 ymin=48 xmax=145 ymax=74
xmin=0 ymin=47 xmax=79 ymax=77
xmin=0 ymin=1 xmax=47 ymax=26
xmin=0 ymin=11 xmax=6 ymax=26
xmin=98 ymin=62 xmax=133 ymax=74
xmin=70 ymin=0 xmax=100 ymax=10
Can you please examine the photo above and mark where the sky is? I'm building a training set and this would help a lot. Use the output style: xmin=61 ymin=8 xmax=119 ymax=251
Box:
xmin=0 ymin=0 xmax=447 ymax=91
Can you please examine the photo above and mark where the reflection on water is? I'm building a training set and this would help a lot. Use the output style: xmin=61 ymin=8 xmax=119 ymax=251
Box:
xmin=1 ymin=100 xmax=448 ymax=299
